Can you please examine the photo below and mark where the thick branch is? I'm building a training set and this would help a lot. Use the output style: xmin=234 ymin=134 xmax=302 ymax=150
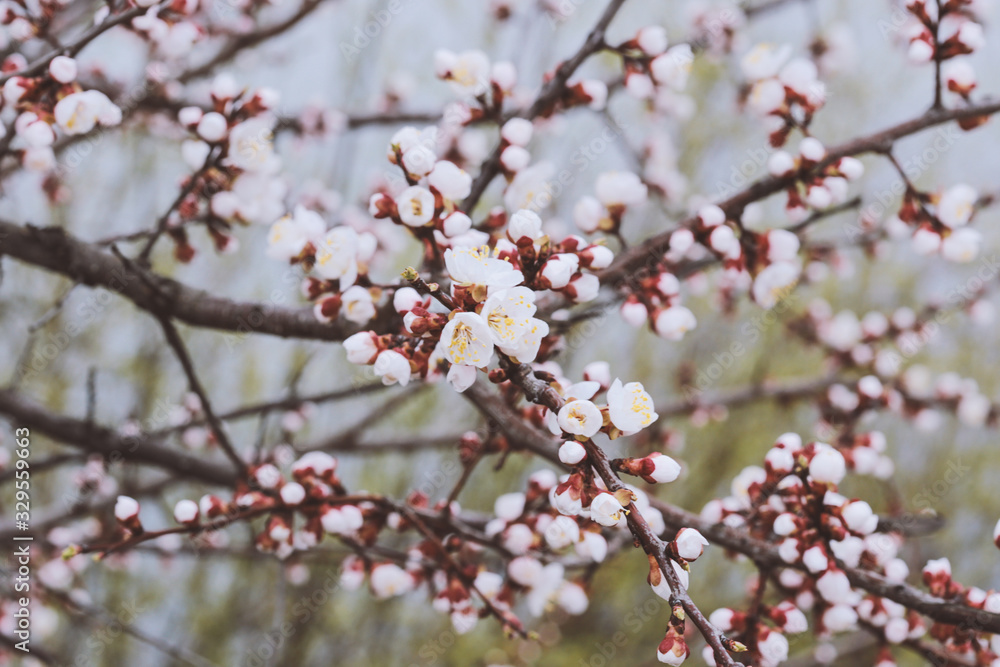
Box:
xmin=0 ymin=389 xmax=237 ymax=487
xmin=0 ymin=220 xmax=349 ymax=342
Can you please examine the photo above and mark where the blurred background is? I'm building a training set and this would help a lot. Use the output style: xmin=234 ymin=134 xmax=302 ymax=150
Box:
xmin=2 ymin=0 xmax=1000 ymax=665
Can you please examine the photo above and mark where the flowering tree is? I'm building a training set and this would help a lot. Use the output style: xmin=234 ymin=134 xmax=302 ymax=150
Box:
xmin=1 ymin=0 xmax=1000 ymax=665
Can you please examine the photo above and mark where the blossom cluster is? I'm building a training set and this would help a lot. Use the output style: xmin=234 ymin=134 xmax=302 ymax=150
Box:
xmin=701 ymin=431 xmax=1000 ymax=667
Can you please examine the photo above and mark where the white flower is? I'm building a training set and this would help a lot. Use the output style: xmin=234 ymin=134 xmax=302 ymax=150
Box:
xmin=49 ymin=56 xmax=77 ymax=83
xmin=559 ymin=441 xmax=587 ymax=465
xmin=492 ymin=61 xmax=517 ymax=90
xmin=740 ymin=43 xmax=793 ymax=80
xmin=837 ymin=157 xmax=865 ymax=181
xmin=474 ymin=571 xmax=504 ymax=599
xmin=780 ymin=58 xmax=822 ymax=100
xmin=758 ymin=630 xmax=789 ymax=667
xmin=584 ymin=245 xmax=614 ymax=269
xmin=445 ymin=246 xmax=524 ymax=293
xmin=557 ymin=400 xmax=603 ymax=438
xmin=626 ymin=73 xmax=655 ymax=99
xmin=266 ymin=205 xmax=326 ymax=262
xmin=494 ymin=492 xmax=526 ymax=521
xmin=313 ymin=225 xmax=359 ymax=287
xmin=621 ymin=300 xmax=649 ymax=327
xmin=21 ymin=120 xmax=54 ymax=148
xmin=650 ymin=44 xmax=693 ymax=90
xmin=816 ymin=569 xmax=854 ymax=604
xmin=321 ymin=505 xmax=363 ymax=535
xmin=370 ymin=563 xmax=414 ymax=598
xmin=821 ymin=311 xmax=862 ymax=351
xmin=589 ymin=492 xmax=626 ymax=527
xmin=401 ymin=144 xmax=436 ymax=177
xmin=923 ymin=557 xmax=951 ymax=578
xmin=540 ymin=254 xmax=580 ymax=289
xmin=226 ymin=117 xmax=275 ymax=172
xmin=958 ymin=392 xmax=990 ymax=426
xmin=842 ymin=500 xmax=878 ymax=535
xmin=508 ymin=555 xmax=543 ymax=586
xmin=501 ymin=145 xmax=531 ymax=171
xmin=580 ymin=79 xmax=608 ymax=109
xmin=343 ymin=331 xmax=378 ymax=365
xmin=803 ymin=545 xmax=829 ymax=573
xmin=173 ymin=499 xmax=199 ymax=524
xmin=503 ymin=523 xmax=534 ymax=554
xmin=441 ymin=312 xmax=494 ymax=368
xmin=767 ymin=229 xmax=800 ymax=262
xmin=230 ymin=172 xmax=287 ymax=225
xmin=568 ymin=274 xmax=600 ymax=303
xmin=427 ymin=161 xmax=472 ymax=201
xmin=773 ymin=513 xmax=797 ymax=536
xmin=941 ymin=227 xmax=981 ymax=263
xmin=607 ymin=379 xmax=658 ymax=434
xmin=749 ymin=78 xmax=787 ymax=115
xmin=373 ymin=350 xmax=411 ymax=386
xmin=809 ymin=445 xmax=846 ymax=484
xmin=637 ymin=26 xmax=669 ymax=55
xmin=501 ymin=118 xmax=533 ymax=146
xmin=396 ymin=186 xmax=436 ymax=227
xmin=508 ymin=209 xmax=543 ymax=242
xmin=822 ymin=604 xmax=858 ymax=632
xmin=574 ymin=196 xmax=604 ymax=233
xmin=654 ymin=306 xmax=697 ymax=340
xmin=436 ymin=49 xmax=491 ymax=94
xmin=197 ymin=111 xmax=228 ymax=142
xmin=698 ymin=204 xmax=726 ymax=227
xmin=644 ymin=453 xmax=681 ymax=484
xmin=182 ymin=139 xmax=210 ymax=170
xmin=503 ymin=162 xmax=555 ymax=211
xmin=545 ymin=516 xmax=581 ymax=550
xmin=799 ymin=137 xmax=826 ymax=162
xmin=752 ymin=262 xmax=800 ymax=309
xmin=447 ymin=364 xmax=477 ymax=393
xmin=576 ymin=531 xmax=608 ymax=562
xmin=341 ymin=285 xmax=375 ymax=324
xmin=674 ymin=528 xmax=708 ymax=560
xmin=439 ymin=211 xmax=471 ymax=238
xmin=556 ymin=582 xmax=589 ymax=615
xmin=114 ymin=495 xmax=139 ymax=521
xmin=54 ymin=90 xmax=121 ymax=135
xmin=710 ymin=225 xmax=741 ymax=258
xmin=595 ymin=171 xmax=647 ymax=207
xmin=280 ymin=483 xmax=306 ymax=506
xmin=551 ymin=485 xmax=583 ymax=516
xmin=768 ymin=150 xmax=796 ymax=176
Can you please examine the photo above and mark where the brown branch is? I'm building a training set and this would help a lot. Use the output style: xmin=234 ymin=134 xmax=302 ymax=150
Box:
xmin=149 ymin=382 xmax=388 ymax=437
xmin=136 ymin=148 xmax=219 ymax=264
xmin=176 ymin=0 xmax=329 ymax=84
xmin=0 ymin=388 xmax=237 ymax=487
xmin=0 ymin=220 xmax=350 ymax=342
xmin=600 ymin=99 xmax=1000 ymax=285
xmin=648 ymin=499 xmax=1000 ymax=634
xmin=156 ymin=317 xmax=246 ymax=473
